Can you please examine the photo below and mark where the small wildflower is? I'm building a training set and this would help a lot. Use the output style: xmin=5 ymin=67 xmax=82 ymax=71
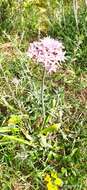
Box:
xmin=44 ymin=172 xmax=63 ymax=190
xmin=27 ymin=36 xmax=65 ymax=74
xmin=51 ymin=171 xmax=58 ymax=179
xmin=55 ymin=178 xmax=63 ymax=187
xmin=44 ymin=174 xmax=51 ymax=182
xmin=47 ymin=181 xmax=58 ymax=190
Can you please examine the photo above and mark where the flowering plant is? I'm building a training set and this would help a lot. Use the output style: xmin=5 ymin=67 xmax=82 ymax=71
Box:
xmin=27 ymin=36 xmax=65 ymax=74
xmin=44 ymin=171 xmax=63 ymax=190
xmin=27 ymin=36 xmax=66 ymax=123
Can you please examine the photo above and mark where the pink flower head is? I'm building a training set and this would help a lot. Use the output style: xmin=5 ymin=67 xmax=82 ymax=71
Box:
xmin=27 ymin=36 xmax=65 ymax=73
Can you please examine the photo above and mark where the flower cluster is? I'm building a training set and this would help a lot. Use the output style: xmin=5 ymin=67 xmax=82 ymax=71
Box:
xmin=27 ymin=37 xmax=65 ymax=73
xmin=44 ymin=171 xmax=63 ymax=190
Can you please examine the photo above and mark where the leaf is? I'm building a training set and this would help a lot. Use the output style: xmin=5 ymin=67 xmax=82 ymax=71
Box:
xmin=61 ymin=167 xmax=68 ymax=176
xmin=41 ymin=123 xmax=61 ymax=135
xmin=0 ymin=126 xmax=19 ymax=133
xmin=0 ymin=135 xmax=34 ymax=146
xmin=70 ymin=148 xmax=78 ymax=157
xmin=1 ymin=97 xmax=15 ymax=111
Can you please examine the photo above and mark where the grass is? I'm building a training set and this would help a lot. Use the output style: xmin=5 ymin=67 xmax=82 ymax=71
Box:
xmin=0 ymin=0 xmax=87 ymax=189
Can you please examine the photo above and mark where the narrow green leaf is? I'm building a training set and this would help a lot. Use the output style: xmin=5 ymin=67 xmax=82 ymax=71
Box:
xmin=1 ymin=135 xmax=34 ymax=146
xmin=41 ymin=123 xmax=61 ymax=135
xmin=0 ymin=126 xmax=19 ymax=133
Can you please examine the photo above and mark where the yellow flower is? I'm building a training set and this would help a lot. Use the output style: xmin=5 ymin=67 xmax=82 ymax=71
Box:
xmin=54 ymin=178 xmax=63 ymax=187
xmin=51 ymin=171 xmax=57 ymax=179
xmin=44 ymin=172 xmax=63 ymax=190
xmin=44 ymin=174 xmax=51 ymax=182
xmin=47 ymin=181 xmax=58 ymax=190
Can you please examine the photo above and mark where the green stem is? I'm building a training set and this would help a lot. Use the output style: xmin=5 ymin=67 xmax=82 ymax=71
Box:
xmin=73 ymin=0 xmax=79 ymax=30
xmin=41 ymin=69 xmax=46 ymax=124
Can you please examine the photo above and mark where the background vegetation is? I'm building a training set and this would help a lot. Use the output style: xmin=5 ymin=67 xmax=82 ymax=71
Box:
xmin=0 ymin=0 xmax=87 ymax=189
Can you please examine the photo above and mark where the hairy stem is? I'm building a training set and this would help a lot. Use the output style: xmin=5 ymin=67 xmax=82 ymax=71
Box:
xmin=41 ymin=68 xmax=46 ymax=124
